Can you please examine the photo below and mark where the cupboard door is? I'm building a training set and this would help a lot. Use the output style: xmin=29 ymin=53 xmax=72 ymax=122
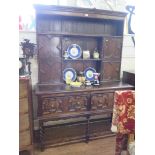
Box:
xmin=38 ymin=35 xmax=62 ymax=83
xmin=91 ymin=93 xmax=114 ymax=110
xmin=103 ymin=61 xmax=121 ymax=81
xmin=103 ymin=37 xmax=122 ymax=60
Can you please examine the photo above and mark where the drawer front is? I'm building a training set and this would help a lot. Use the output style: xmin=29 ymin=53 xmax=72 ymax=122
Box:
xmin=42 ymin=95 xmax=88 ymax=115
xmin=19 ymin=113 xmax=29 ymax=131
xmin=19 ymin=98 xmax=29 ymax=114
xmin=19 ymin=130 xmax=31 ymax=148
xmin=91 ymin=93 xmax=114 ymax=110
xmin=19 ymin=82 xmax=28 ymax=98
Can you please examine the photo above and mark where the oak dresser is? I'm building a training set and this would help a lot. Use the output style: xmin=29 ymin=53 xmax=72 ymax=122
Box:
xmin=34 ymin=5 xmax=134 ymax=150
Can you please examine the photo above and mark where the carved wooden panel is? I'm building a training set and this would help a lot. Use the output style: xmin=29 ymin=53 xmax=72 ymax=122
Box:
xmin=38 ymin=35 xmax=62 ymax=83
xmin=42 ymin=97 xmax=63 ymax=115
xmin=91 ymin=93 xmax=114 ymax=110
xmin=103 ymin=37 xmax=122 ymax=60
xmin=103 ymin=61 xmax=121 ymax=81
xmin=42 ymin=95 xmax=88 ymax=115
xmin=66 ymin=96 xmax=87 ymax=112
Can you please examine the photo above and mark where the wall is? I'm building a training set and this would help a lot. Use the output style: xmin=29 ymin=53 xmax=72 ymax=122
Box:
xmin=121 ymin=34 xmax=135 ymax=77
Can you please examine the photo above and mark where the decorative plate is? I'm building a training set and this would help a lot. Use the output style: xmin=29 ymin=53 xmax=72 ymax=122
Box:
xmin=84 ymin=67 xmax=96 ymax=81
xmin=67 ymin=44 xmax=82 ymax=59
xmin=63 ymin=68 xmax=77 ymax=81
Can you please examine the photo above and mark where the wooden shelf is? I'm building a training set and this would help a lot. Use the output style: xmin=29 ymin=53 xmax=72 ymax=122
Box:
xmin=37 ymin=31 xmax=122 ymax=38
xmin=63 ymin=59 xmax=102 ymax=61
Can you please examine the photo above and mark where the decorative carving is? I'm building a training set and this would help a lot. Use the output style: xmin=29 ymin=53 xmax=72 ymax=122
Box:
xmin=19 ymin=39 xmax=36 ymax=76
xmin=67 ymin=96 xmax=87 ymax=112
xmin=103 ymin=62 xmax=120 ymax=81
xmin=20 ymin=39 xmax=36 ymax=59
xmin=103 ymin=37 xmax=122 ymax=60
xmin=38 ymin=36 xmax=62 ymax=83
xmin=91 ymin=93 xmax=114 ymax=110
xmin=42 ymin=96 xmax=87 ymax=115
xmin=42 ymin=98 xmax=63 ymax=115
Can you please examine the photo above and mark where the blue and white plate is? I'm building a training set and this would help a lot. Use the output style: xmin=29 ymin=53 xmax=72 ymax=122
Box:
xmin=63 ymin=68 xmax=77 ymax=81
xmin=84 ymin=67 xmax=96 ymax=81
xmin=67 ymin=44 xmax=82 ymax=59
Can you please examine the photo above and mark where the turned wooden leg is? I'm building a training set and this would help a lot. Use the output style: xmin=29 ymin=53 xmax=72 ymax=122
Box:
xmin=110 ymin=113 xmax=113 ymax=123
xmin=85 ymin=115 xmax=90 ymax=143
xmin=39 ymin=121 xmax=44 ymax=151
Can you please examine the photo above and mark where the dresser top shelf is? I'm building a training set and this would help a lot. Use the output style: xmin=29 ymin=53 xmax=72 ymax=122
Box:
xmin=34 ymin=4 xmax=127 ymax=20
xmin=35 ymin=81 xmax=134 ymax=95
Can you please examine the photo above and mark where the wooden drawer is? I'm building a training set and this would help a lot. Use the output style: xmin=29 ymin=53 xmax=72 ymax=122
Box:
xmin=19 ymin=113 xmax=29 ymax=131
xmin=19 ymin=82 xmax=28 ymax=98
xmin=41 ymin=95 xmax=88 ymax=115
xmin=19 ymin=98 xmax=29 ymax=114
xmin=19 ymin=130 xmax=31 ymax=148
xmin=91 ymin=93 xmax=114 ymax=110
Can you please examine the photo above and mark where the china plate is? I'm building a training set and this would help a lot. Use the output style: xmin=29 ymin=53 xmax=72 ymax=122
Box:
xmin=67 ymin=44 xmax=82 ymax=59
xmin=84 ymin=67 xmax=96 ymax=81
xmin=63 ymin=68 xmax=77 ymax=81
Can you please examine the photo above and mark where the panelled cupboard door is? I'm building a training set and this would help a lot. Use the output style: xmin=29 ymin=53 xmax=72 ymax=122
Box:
xmin=103 ymin=37 xmax=123 ymax=60
xmin=102 ymin=61 xmax=121 ymax=81
xmin=38 ymin=35 xmax=62 ymax=83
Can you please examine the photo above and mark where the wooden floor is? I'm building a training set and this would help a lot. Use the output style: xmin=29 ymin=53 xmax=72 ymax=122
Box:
xmin=35 ymin=136 xmax=116 ymax=155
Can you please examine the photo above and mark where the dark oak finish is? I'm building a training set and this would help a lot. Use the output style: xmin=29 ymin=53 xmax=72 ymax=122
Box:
xmin=35 ymin=82 xmax=133 ymax=150
xmin=122 ymin=71 xmax=135 ymax=87
xmin=103 ymin=37 xmax=123 ymax=60
xmin=35 ymin=5 xmax=125 ymax=84
xmin=19 ymin=77 xmax=34 ymax=155
xmin=34 ymin=5 xmax=132 ymax=150
xmin=102 ymin=61 xmax=121 ymax=81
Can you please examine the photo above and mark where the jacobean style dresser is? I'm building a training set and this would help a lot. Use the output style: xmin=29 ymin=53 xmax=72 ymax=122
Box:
xmin=19 ymin=77 xmax=34 ymax=154
xmin=34 ymin=5 xmax=134 ymax=150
